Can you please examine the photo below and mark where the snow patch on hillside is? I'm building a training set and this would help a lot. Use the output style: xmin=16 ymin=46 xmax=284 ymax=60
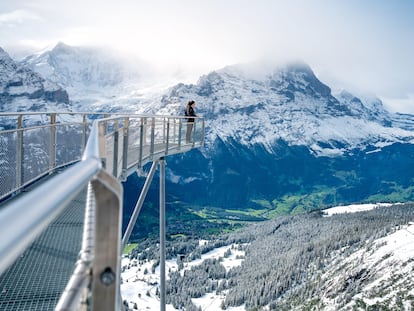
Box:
xmin=323 ymin=203 xmax=399 ymax=216
xmin=321 ymin=222 xmax=414 ymax=310
xmin=121 ymin=243 xmax=246 ymax=310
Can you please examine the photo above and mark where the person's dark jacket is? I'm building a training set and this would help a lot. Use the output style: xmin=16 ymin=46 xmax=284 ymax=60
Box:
xmin=185 ymin=106 xmax=196 ymax=122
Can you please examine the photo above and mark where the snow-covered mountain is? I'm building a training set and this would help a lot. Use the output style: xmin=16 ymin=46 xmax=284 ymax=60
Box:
xmin=4 ymin=43 xmax=414 ymax=210
xmin=22 ymin=42 xmax=126 ymax=88
xmin=21 ymin=43 xmax=185 ymax=112
xmin=0 ymin=47 xmax=69 ymax=112
xmin=16 ymin=44 xmax=414 ymax=157
xmin=159 ymin=62 xmax=414 ymax=156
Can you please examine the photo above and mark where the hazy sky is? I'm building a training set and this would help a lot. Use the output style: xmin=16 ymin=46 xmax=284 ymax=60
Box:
xmin=1 ymin=0 xmax=413 ymax=113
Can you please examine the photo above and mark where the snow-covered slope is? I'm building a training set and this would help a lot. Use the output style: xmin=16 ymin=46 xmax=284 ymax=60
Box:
xmin=0 ymin=46 xmax=69 ymax=112
xmin=318 ymin=224 xmax=414 ymax=310
xmin=21 ymin=43 xmax=183 ymax=112
xmin=121 ymin=203 xmax=414 ymax=311
xmin=121 ymin=243 xmax=246 ymax=311
xmin=159 ymin=62 xmax=414 ymax=156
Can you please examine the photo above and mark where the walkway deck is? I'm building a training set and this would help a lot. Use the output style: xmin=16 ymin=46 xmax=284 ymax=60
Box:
xmin=0 ymin=187 xmax=87 ymax=310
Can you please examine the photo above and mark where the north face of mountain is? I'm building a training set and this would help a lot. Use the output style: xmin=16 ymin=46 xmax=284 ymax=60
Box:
xmin=0 ymin=46 xmax=69 ymax=112
xmin=159 ymin=62 xmax=413 ymax=157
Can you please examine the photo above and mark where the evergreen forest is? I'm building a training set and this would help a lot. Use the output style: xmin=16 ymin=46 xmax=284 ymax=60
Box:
xmin=125 ymin=203 xmax=414 ymax=310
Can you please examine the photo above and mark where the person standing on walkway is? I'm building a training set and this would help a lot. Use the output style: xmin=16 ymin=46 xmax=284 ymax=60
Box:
xmin=185 ymin=100 xmax=197 ymax=143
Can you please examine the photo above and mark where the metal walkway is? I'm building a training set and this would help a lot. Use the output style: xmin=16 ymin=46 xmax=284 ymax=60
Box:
xmin=0 ymin=187 xmax=87 ymax=311
xmin=0 ymin=112 xmax=204 ymax=311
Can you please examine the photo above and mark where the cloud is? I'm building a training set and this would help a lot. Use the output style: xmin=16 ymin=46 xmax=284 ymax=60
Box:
xmin=0 ymin=9 xmax=42 ymax=25
xmin=0 ymin=0 xmax=413 ymax=114
xmin=382 ymin=94 xmax=414 ymax=114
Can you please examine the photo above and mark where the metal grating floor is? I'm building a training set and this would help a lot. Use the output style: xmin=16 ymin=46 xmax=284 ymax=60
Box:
xmin=0 ymin=188 xmax=87 ymax=310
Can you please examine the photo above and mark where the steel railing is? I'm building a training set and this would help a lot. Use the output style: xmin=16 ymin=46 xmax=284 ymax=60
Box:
xmin=0 ymin=112 xmax=204 ymax=311
xmin=0 ymin=112 xmax=100 ymax=202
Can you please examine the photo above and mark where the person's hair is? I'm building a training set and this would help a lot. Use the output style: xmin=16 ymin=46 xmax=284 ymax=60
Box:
xmin=188 ymin=100 xmax=195 ymax=105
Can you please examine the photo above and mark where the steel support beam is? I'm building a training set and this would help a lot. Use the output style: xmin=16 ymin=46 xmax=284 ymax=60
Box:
xmin=159 ymin=157 xmax=166 ymax=311
xmin=121 ymin=160 xmax=159 ymax=249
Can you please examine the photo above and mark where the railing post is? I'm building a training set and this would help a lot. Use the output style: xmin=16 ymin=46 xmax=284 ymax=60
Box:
xmin=165 ymin=119 xmax=170 ymax=155
xmin=50 ymin=113 xmax=57 ymax=174
xmin=150 ymin=117 xmax=155 ymax=158
xmin=121 ymin=117 xmax=129 ymax=181
xmin=112 ymin=120 xmax=119 ymax=177
xmin=16 ymin=115 xmax=23 ymax=191
xmin=82 ymin=114 xmax=87 ymax=151
xmin=98 ymin=121 xmax=107 ymax=169
xmin=138 ymin=118 xmax=145 ymax=168
xmin=192 ymin=119 xmax=197 ymax=147
xmin=201 ymin=119 xmax=205 ymax=146
xmin=172 ymin=118 xmax=177 ymax=144
xmin=162 ymin=117 xmax=166 ymax=144
xmin=178 ymin=118 xmax=182 ymax=150
xmin=91 ymin=170 xmax=123 ymax=311
xmin=103 ymin=114 xmax=108 ymax=135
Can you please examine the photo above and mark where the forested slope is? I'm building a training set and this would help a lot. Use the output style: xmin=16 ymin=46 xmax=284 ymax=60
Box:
xmin=125 ymin=203 xmax=414 ymax=310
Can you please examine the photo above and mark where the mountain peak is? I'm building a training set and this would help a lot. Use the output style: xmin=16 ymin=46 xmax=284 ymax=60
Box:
xmin=267 ymin=61 xmax=332 ymax=98
xmin=283 ymin=61 xmax=313 ymax=74
xmin=52 ymin=42 xmax=73 ymax=53
xmin=22 ymin=42 xmax=127 ymax=89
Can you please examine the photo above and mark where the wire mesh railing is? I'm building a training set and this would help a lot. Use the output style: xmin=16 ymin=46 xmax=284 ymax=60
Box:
xmin=0 ymin=112 xmax=98 ymax=201
xmin=0 ymin=112 xmax=204 ymax=201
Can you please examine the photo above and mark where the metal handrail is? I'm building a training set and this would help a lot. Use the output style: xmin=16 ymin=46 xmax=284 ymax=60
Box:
xmin=0 ymin=112 xmax=205 ymax=311
xmin=0 ymin=112 xmax=203 ymax=201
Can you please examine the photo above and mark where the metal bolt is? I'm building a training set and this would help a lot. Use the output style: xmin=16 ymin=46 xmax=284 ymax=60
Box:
xmin=100 ymin=267 xmax=115 ymax=286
